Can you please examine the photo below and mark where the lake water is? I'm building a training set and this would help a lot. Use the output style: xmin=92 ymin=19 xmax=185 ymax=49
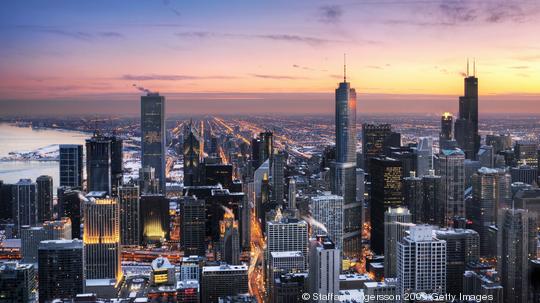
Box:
xmin=0 ymin=123 xmax=88 ymax=188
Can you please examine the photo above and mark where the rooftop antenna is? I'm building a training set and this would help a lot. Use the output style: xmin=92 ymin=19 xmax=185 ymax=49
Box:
xmin=343 ymin=53 xmax=347 ymax=82
xmin=473 ymin=58 xmax=476 ymax=77
xmin=466 ymin=58 xmax=469 ymax=77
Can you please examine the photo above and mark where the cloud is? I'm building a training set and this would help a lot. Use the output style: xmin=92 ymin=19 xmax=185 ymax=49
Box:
xmin=162 ymin=0 xmax=181 ymax=17
xmin=319 ymin=5 xmax=343 ymax=24
xmin=510 ymin=65 xmax=529 ymax=69
xmin=438 ymin=1 xmax=477 ymax=23
xmin=250 ymin=74 xmax=308 ymax=80
xmin=16 ymin=25 xmax=123 ymax=41
xmin=175 ymin=31 xmax=339 ymax=46
xmin=121 ymin=74 xmax=237 ymax=81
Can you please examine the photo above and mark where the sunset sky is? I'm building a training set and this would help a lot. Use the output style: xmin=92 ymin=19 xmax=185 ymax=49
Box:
xmin=1 ymin=0 xmax=539 ymax=115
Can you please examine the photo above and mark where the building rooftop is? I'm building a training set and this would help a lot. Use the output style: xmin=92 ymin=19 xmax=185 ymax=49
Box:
xmin=270 ymin=251 xmax=303 ymax=258
xmin=202 ymin=264 xmax=248 ymax=273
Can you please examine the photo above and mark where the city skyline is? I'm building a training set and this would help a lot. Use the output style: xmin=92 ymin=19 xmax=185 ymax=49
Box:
xmin=1 ymin=0 xmax=540 ymax=115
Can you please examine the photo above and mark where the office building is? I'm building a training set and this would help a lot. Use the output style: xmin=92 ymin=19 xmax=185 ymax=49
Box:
xmin=38 ymin=239 xmax=84 ymax=303
xmin=268 ymin=251 xmax=305 ymax=296
xmin=0 ymin=181 xmax=13 ymax=220
xmin=384 ymin=207 xmax=412 ymax=278
xmin=397 ymin=225 xmax=447 ymax=296
xmin=59 ymin=144 xmax=83 ymax=188
xmin=83 ymin=193 xmax=121 ymax=281
xmin=12 ymin=179 xmax=37 ymax=235
xmin=463 ymin=270 xmax=503 ymax=303
xmin=454 ymin=65 xmax=480 ymax=159
xmin=403 ymin=173 xmax=422 ymax=221
xmin=477 ymin=145 xmax=494 ymax=168
xmin=434 ymin=228 xmax=480 ymax=295
xmin=273 ymin=272 xmax=307 ymax=303
xmin=486 ymin=134 xmax=511 ymax=154
xmin=140 ymin=194 xmax=170 ymax=244
xmin=497 ymin=208 xmax=538 ymax=303
xmin=21 ymin=218 xmax=72 ymax=264
xmin=119 ymin=185 xmax=140 ymax=245
xmin=288 ymin=177 xmax=296 ymax=210
xmin=184 ymin=123 xmax=202 ymax=186
xmin=309 ymin=192 xmax=344 ymax=251
xmin=271 ymin=150 xmax=285 ymax=205
xmin=201 ymin=264 xmax=249 ymax=303
xmin=308 ymin=236 xmax=340 ymax=302
xmin=57 ymin=187 xmax=83 ymax=239
xmin=86 ymin=133 xmax=112 ymax=194
xmin=515 ymin=141 xmax=538 ymax=167
xmin=218 ymin=210 xmax=240 ymax=265
xmin=440 ymin=112 xmax=453 ymax=148
xmin=181 ymin=196 xmax=205 ymax=256
xmin=36 ymin=175 xmax=53 ymax=223
xmin=141 ymin=92 xmax=166 ymax=193
xmin=0 ymin=262 xmax=36 ymax=303
xmin=369 ymin=156 xmax=403 ymax=254
xmin=510 ymin=165 xmax=538 ymax=185
xmin=416 ymin=137 xmax=433 ymax=176
xmin=362 ymin=123 xmax=393 ymax=170
xmin=139 ymin=166 xmax=160 ymax=194
xmin=514 ymin=188 xmax=540 ymax=223
xmin=469 ymin=167 xmax=510 ymax=257
xmin=438 ymin=148 xmax=465 ymax=225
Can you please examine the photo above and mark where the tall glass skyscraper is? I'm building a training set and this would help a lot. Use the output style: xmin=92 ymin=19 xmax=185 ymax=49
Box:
xmin=141 ymin=93 xmax=166 ymax=193
xmin=331 ymin=67 xmax=360 ymax=257
xmin=455 ymin=62 xmax=480 ymax=160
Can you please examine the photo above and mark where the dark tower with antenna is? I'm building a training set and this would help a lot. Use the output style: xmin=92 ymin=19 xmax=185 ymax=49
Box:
xmin=455 ymin=59 xmax=480 ymax=159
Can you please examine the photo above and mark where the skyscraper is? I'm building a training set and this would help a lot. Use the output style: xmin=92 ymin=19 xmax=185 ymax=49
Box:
xmin=514 ymin=141 xmax=538 ymax=167
xmin=184 ymin=122 xmax=201 ymax=186
xmin=59 ymin=144 xmax=83 ymax=189
xmin=201 ymin=264 xmax=249 ymax=303
xmin=438 ymin=148 xmax=465 ymax=225
xmin=12 ymin=179 xmax=37 ymax=235
xmin=86 ymin=133 xmax=115 ymax=194
xmin=454 ymin=63 xmax=480 ymax=160
xmin=397 ymin=225 xmax=447 ymax=297
xmin=497 ymin=208 xmax=538 ymax=303
xmin=271 ymin=150 xmax=285 ymax=205
xmin=83 ymin=193 xmax=121 ymax=281
xmin=140 ymin=194 xmax=170 ymax=244
xmin=309 ymin=192 xmax=344 ymax=252
xmin=119 ymin=184 xmax=140 ymax=245
xmin=38 ymin=239 xmax=84 ymax=303
xmin=36 ymin=175 xmax=53 ymax=223
xmin=384 ymin=207 xmax=412 ymax=278
xmin=268 ymin=251 xmax=305 ymax=297
xmin=469 ymin=167 xmax=510 ymax=257
xmin=141 ymin=92 xmax=166 ymax=193
xmin=332 ymin=66 xmax=360 ymax=257
xmin=218 ymin=211 xmax=240 ymax=265
xmin=361 ymin=123 xmax=393 ymax=171
xmin=287 ymin=177 xmax=296 ymax=210
xmin=415 ymin=137 xmax=433 ymax=176
xmin=0 ymin=262 xmax=36 ymax=303
xmin=421 ymin=170 xmax=445 ymax=226
xmin=440 ymin=112 xmax=453 ymax=145
xmin=181 ymin=196 xmax=206 ymax=256
xmin=369 ymin=156 xmax=403 ymax=254
xmin=57 ymin=187 xmax=83 ymax=239
xmin=21 ymin=218 xmax=72 ymax=264
xmin=308 ymin=236 xmax=340 ymax=302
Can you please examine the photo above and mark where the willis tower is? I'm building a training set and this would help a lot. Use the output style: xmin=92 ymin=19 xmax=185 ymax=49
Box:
xmin=331 ymin=57 xmax=361 ymax=257
xmin=455 ymin=60 xmax=480 ymax=160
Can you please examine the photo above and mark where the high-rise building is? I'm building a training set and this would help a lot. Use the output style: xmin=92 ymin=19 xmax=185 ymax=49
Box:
xmin=86 ymin=134 xmax=122 ymax=195
xmin=21 ymin=218 xmax=72 ymax=264
xmin=332 ymin=70 xmax=360 ymax=258
xmin=421 ymin=171 xmax=445 ymax=227
xmin=438 ymin=148 xmax=465 ymax=225
xmin=463 ymin=269 xmax=503 ymax=303
xmin=59 ymin=144 xmax=83 ymax=188
xmin=38 ymin=239 xmax=84 ymax=303
xmin=415 ymin=137 xmax=433 ymax=176
xmin=273 ymin=272 xmax=307 ymax=303
xmin=477 ymin=145 xmax=495 ymax=168
xmin=268 ymin=251 xmax=305 ymax=297
xmin=287 ymin=177 xmax=296 ymax=210
xmin=362 ymin=124 xmax=393 ymax=171
xmin=497 ymin=208 xmax=538 ymax=303
xmin=403 ymin=173 xmax=422 ymax=222
xmin=454 ymin=65 xmax=480 ymax=160
xmin=0 ymin=262 xmax=36 ymax=303
xmin=139 ymin=166 xmax=160 ymax=194
xmin=0 ymin=181 xmax=13 ymax=220
xmin=110 ymin=136 xmax=123 ymax=196
xmin=384 ymin=207 xmax=412 ymax=278
xmin=510 ymin=165 xmax=538 ymax=185
xmin=440 ymin=112 xmax=453 ymax=148
xmin=12 ymin=179 xmax=37 ymax=235
xmin=201 ymin=264 xmax=249 ymax=303
xmin=486 ymin=134 xmax=512 ymax=154
xmin=119 ymin=185 xmax=140 ymax=245
xmin=369 ymin=156 xmax=403 ymax=254
xmin=181 ymin=196 xmax=205 ymax=256
xmin=514 ymin=141 xmax=538 ymax=167
xmin=218 ymin=210 xmax=240 ymax=265
xmin=309 ymin=192 xmax=344 ymax=252
xmin=397 ymin=225 xmax=447 ymax=297
xmin=36 ymin=175 xmax=53 ymax=223
xmin=140 ymin=194 xmax=170 ymax=244
xmin=57 ymin=187 xmax=83 ymax=239
xmin=184 ymin=123 xmax=201 ymax=186
xmin=308 ymin=236 xmax=340 ymax=302
xmin=83 ymin=193 xmax=121 ymax=281
xmin=141 ymin=93 xmax=166 ymax=193
xmin=469 ymin=167 xmax=510 ymax=257
xmin=271 ymin=150 xmax=285 ymax=205
xmin=434 ymin=228 xmax=480 ymax=295
xmin=513 ymin=188 xmax=540 ymax=223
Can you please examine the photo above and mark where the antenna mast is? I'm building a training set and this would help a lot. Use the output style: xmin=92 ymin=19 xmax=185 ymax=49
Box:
xmin=344 ymin=53 xmax=347 ymax=82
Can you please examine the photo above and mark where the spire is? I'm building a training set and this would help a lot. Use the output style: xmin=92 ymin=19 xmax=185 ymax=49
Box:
xmin=343 ymin=53 xmax=347 ymax=82
xmin=466 ymin=58 xmax=469 ymax=77
xmin=473 ymin=58 xmax=476 ymax=77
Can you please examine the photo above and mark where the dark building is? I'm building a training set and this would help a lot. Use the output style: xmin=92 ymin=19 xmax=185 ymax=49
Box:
xmin=273 ymin=273 xmax=307 ymax=303
xmin=110 ymin=136 xmax=123 ymax=196
xmin=440 ymin=112 xmax=453 ymax=146
xmin=0 ymin=262 xmax=36 ymax=303
xmin=204 ymin=162 xmax=233 ymax=189
xmin=0 ymin=181 xmax=13 ymax=220
xmin=369 ymin=157 xmax=403 ymax=254
xmin=421 ymin=172 xmax=445 ymax=227
xmin=57 ymin=187 xmax=83 ymax=239
xmin=140 ymin=195 xmax=170 ymax=244
xmin=86 ymin=133 xmax=121 ymax=195
xmin=201 ymin=264 xmax=249 ymax=303
xmin=252 ymin=131 xmax=273 ymax=169
xmin=12 ymin=179 xmax=37 ymax=235
xmin=514 ymin=141 xmax=538 ymax=167
xmin=59 ymin=144 xmax=83 ymax=189
xmin=181 ymin=196 xmax=206 ymax=256
xmin=141 ymin=93 xmax=166 ymax=194
xmin=36 ymin=175 xmax=53 ymax=223
xmin=510 ymin=165 xmax=538 ymax=185
xmin=184 ymin=123 xmax=202 ymax=186
xmin=435 ymin=229 xmax=480 ymax=296
xmin=271 ymin=151 xmax=286 ymax=205
xmin=454 ymin=64 xmax=480 ymax=160
xmin=119 ymin=185 xmax=140 ymax=246
xmin=38 ymin=239 xmax=84 ymax=303
xmin=362 ymin=123 xmax=393 ymax=171
xmin=403 ymin=174 xmax=422 ymax=222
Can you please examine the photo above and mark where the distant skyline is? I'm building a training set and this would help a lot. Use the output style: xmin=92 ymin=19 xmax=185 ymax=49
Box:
xmin=1 ymin=0 xmax=539 ymax=114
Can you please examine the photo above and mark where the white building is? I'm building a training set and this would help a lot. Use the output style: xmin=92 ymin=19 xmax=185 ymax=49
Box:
xmin=309 ymin=236 xmax=340 ymax=302
xmin=310 ymin=192 xmax=344 ymax=251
